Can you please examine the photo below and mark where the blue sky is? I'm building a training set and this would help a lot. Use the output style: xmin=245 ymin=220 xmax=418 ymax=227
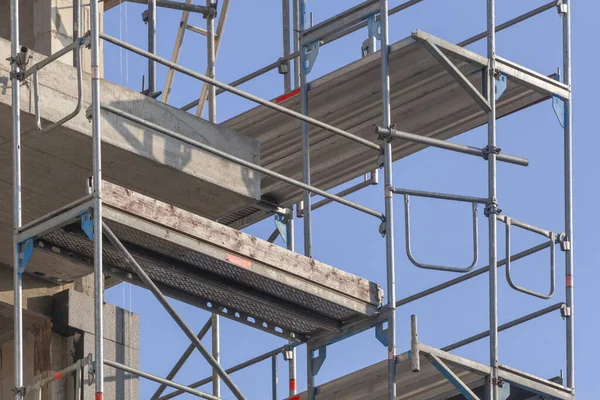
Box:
xmin=102 ymin=1 xmax=599 ymax=398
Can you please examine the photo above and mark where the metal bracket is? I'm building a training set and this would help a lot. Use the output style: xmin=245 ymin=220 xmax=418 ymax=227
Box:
xmin=277 ymin=57 xmax=289 ymax=75
xmin=367 ymin=14 xmax=381 ymax=41
xmin=274 ymin=214 xmax=288 ymax=245
xmin=303 ymin=41 xmax=320 ymax=75
xmin=484 ymin=204 xmax=502 ymax=216
xmin=18 ymin=238 xmax=34 ymax=273
xmin=283 ymin=348 xmax=294 ymax=361
xmin=482 ymin=145 xmax=501 ymax=160
xmin=310 ymin=346 xmax=327 ymax=376
xmin=561 ymin=305 xmax=572 ymax=318
xmin=141 ymin=9 xmax=150 ymax=24
xmin=378 ymin=219 xmax=387 ymax=237
xmin=88 ymin=353 xmax=96 ymax=386
xmin=81 ymin=211 xmax=94 ymax=240
xmin=557 ymin=0 xmax=568 ymax=16
xmin=202 ymin=2 xmax=218 ymax=19
xmin=375 ymin=322 xmax=388 ymax=347
xmin=553 ymin=96 xmax=565 ymax=128
xmin=495 ymin=73 xmax=507 ymax=100
xmin=499 ymin=382 xmax=511 ymax=400
xmin=11 ymin=387 xmax=26 ymax=397
xmin=560 ymin=238 xmax=571 ymax=252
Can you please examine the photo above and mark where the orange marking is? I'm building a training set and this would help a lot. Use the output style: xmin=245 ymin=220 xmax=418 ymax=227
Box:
xmin=54 ymin=371 xmax=63 ymax=380
xmin=226 ymin=254 xmax=252 ymax=270
xmin=289 ymin=378 xmax=297 ymax=391
xmin=275 ymin=88 xmax=301 ymax=104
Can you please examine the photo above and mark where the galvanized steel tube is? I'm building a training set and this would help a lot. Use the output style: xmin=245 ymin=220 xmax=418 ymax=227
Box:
xmin=380 ymin=1 xmax=397 ymax=399
xmin=148 ymin=0 xmax=157 ymax=94
xmin=487 ymin=0 xmax=499 ymax=398
xmin=90 ymin=0 xmax=104 ymax=395
xmin=562 ymin=0 xmax=574 ymax=389
xmin=11 ymin=0 xmax=23 ymax=398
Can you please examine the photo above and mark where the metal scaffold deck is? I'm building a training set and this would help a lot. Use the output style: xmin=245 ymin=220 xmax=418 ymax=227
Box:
xmin=7 ymin=0 xmax=576 ymax=400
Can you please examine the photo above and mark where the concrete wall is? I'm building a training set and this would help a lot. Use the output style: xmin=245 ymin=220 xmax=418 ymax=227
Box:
xmin=0 ymin=280 xmax=139 ymax=400
xmin=0 ymin=0 xmax=104 ymax=75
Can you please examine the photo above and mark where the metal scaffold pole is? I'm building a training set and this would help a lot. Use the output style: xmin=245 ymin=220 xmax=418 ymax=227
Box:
xmin=287 ymin=214 xmax=297 ymax=397
xmin=562 ymin=0 xmax=574 ymax=390
xmin=299 ymin=0 xmax=312 ymax=258
xmin=206 ymin=1 xmax=221 ymax=395
xmin=486 ymin=0 xmax=499 ymax=399
xmin=11 ymin=0 xmax=23 ymax=396
xmin=293 ymin=0 xmax=301 ymax=89
xmin=380 ymin=1 xmax=397 ymax=399
xmin=90 ymin=0 xmax=104 ymax=395
xmin=148 ymin=0 xmax=157 ymax=94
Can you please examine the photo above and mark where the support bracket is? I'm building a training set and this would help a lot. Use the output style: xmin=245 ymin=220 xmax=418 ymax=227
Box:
xmin=495 ymin=73 xmax=507 ymax=100
xmin=81 ymin=211 xmax=94 ymax=240
xmin=427 ymin=353 xmax=481 ymax=400
xmin=310 ymin=346 xmax=327 ymax=376
xmin=553 ymin=96 xmax=565 ymax=128
xmin=375 ymin=321 xmax=388 ymax=347
xmin=417 ymin=38 xmax=491 ymax=112
xmin=557 ymin=0 xmax=568 ymax=16
xmin=303 ymin=41 xmax=320 ymax=75
xmin=274 ymin=214 xmax=288 ymax=245
xmin=367 ymin=14 xmax=381 ymax=41
xmin=17 ymin=238 xmax=34 ymax=273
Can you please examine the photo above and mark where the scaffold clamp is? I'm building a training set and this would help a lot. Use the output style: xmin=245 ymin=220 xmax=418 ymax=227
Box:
xmin=18 ymin=238 xmax=34 ymax=273
xmin=367 ymin=14 xmax=381 ymax=41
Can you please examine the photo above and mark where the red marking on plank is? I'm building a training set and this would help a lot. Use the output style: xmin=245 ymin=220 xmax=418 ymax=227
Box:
xmin=226 ymin=254 xmax=252 ymax=270
xmin=275 ymin=88 xmax=301 ymax=104
xmin=54 ymin=371 xmax=63 ymax=380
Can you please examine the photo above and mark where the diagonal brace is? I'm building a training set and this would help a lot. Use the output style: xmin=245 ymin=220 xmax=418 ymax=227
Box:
xmin=419 ymin=38 xmax=491 ymax=112
xmin=150 ymin=317 xmax=212 ymax=399
xmin=102 ymin=222 xmax=247 ymax=400
xmin=426 ymin=353 xmax=481 ymax=400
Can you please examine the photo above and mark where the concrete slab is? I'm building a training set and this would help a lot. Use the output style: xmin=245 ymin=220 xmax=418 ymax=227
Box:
xmin=0 ymin=36 xmax=261 ymax=283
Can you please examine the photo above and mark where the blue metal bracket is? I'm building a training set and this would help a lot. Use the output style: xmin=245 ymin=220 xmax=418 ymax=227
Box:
xmin=310 ymin=346 xmax=327 ymax=376
xmin=81 ymin=211 xmax=94 ymax=240
xmin=367 ymin=14 xmax=381 ymax=41
xmin=553 ymin=96 xmax=565 ymax=128
xmin=304 ymin=41 xmax=320 ymax=75
xmin=375 ymin=322 xmax=388 ymax=347
xmin=495 ymin=73 xmax=507 ymax=100
xmin=499 ymin=382 xmax=511 ymax=400
xmin=274 ymin=215 xmax=288 ymax=245
xmin=17 ymin=238 xmax=34 ymax=273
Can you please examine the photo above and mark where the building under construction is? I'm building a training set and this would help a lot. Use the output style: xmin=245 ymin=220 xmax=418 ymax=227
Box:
xmin=0 ymin=0 xmax=575 ymax=399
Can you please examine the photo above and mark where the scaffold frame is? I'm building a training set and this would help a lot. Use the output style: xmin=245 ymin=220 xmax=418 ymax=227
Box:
xmin=9 ymin=0 xmax=575 ymax=399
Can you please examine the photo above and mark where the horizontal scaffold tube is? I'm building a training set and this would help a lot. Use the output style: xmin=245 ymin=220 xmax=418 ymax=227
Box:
xmin=376 ymin=127 xmax=529 ymax=166
xmin=99 ymin=104 xmax=384 ymax=220
xmin=99 ymin=33 xmax=381 ymax=152
xmin=157 ymin=345 xmax=292 ymax=400
xmin=104 ymin=359 xmax=222 ymax=400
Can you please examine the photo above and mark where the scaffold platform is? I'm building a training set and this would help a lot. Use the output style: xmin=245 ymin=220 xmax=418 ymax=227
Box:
xmin=24 ymin=181 xmax=382 ymax=342
xmin=288 ymin=344 xmax=574 ymax=400
xmin=221 ymin=30 xmax=569 ymax=228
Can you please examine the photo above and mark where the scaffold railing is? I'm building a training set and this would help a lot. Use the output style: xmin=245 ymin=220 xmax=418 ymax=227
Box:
xmin=9 ymin=1 xmax=575 ymax=400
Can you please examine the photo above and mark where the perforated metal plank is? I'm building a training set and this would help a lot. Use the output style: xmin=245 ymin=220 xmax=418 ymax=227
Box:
xmin=34 ymin=182 xmax=382 ymax=341
xmin=221 ymin=31 xmax=557 ymax=229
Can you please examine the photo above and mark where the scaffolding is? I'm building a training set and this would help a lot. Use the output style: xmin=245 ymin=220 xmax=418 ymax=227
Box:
xmin=8 ymin=0 xmax=575 ymax=399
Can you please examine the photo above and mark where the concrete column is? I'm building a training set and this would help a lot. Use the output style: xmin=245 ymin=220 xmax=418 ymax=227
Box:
xmin=0 ymin=0 xmax=104 ymax=75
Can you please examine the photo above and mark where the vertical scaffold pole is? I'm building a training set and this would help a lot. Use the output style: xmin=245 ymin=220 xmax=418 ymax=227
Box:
xmin=90 ymin=0 xmax=104 ymax=395
xmin=147 ymin=0 xmax=157 ymax=94
xmin=206 ymin=0 xmax=220 ymax=396
xmin=299 ymin=0 xmax=312 ymax=258
xmin=282 ymin=0 xmax=291 ymax=92
xmin=293 ymin=0 xmax=301 ymax=89
xmin=380 ymin=1 xmax=396 ymax=399
xmin=11 ymin=0 xmax=23 ymax=396
xmin=487 ymin=1 xmax=499 ymax=399
xmin=287 ymin=214 xmax=297 ymax=397
xmin=562 ymin=0 xmax=574 ymax=390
